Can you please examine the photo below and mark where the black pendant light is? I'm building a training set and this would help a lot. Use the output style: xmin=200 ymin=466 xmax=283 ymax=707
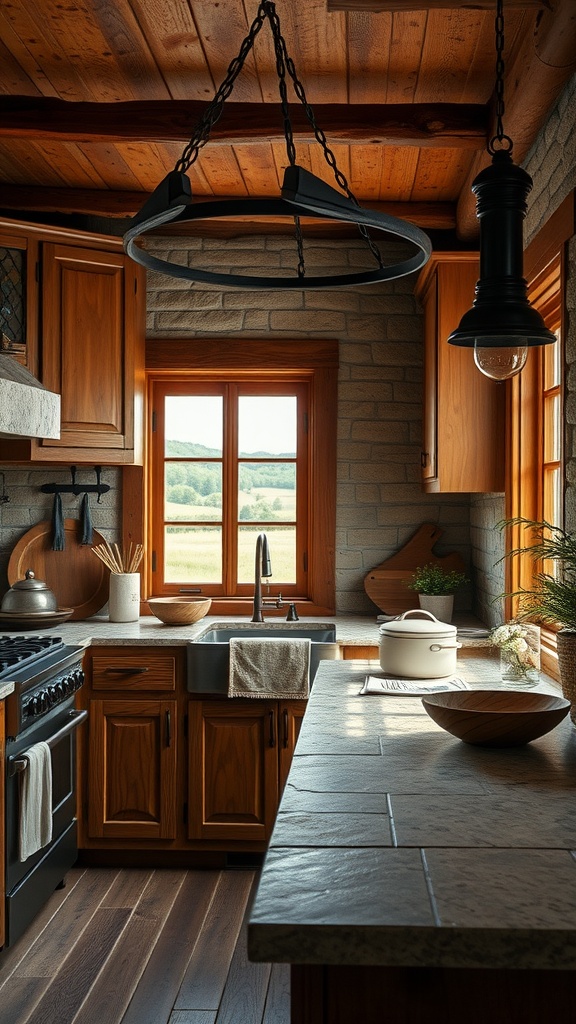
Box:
xmin=123 ymin=1 xmax=431 ymax=290
xmin=448 ymin=0 xmax=555 ymax=381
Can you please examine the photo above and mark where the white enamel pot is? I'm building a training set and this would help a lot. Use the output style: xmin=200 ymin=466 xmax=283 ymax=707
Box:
xmin=379 ymin=609 xmax=462 ymax=678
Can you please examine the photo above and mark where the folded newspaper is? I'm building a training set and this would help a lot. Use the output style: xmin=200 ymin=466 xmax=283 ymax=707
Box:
xmin=360 ymin=675 xmax=469 ymax=695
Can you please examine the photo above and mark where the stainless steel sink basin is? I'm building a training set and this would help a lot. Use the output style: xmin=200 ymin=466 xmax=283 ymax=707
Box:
xmin=187 ymin=621 xmax=339 ymax=694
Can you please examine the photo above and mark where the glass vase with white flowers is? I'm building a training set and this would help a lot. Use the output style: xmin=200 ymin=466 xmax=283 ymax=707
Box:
xmin=489 ymin=622 xmax=541 ymax=684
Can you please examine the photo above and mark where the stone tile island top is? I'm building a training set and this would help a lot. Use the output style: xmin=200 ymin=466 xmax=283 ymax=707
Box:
xmin=248 ymin=659 xmax=576 ymax=976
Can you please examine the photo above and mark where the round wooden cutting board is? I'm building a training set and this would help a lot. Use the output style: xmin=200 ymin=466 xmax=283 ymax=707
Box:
xmin=8 ymin=519 xmax=110 ymax=620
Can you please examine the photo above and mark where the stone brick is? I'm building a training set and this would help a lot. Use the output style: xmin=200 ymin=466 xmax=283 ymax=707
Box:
xmin=344 ymin=315 xmax=386 ymax=342
xmin=360 ymin=293 xmax=418 ymax=315
xmin=337 ymin=506 xmax=378 ymax=527
xmin=371 ymin=443 xmax=419 ymax=464
xmin=352 ymin=420 xmax=409 ymax=444
xmin=148 ymin=290 xmax=222 ymax=311
xmin=339 ymin=381 xmax=394 ymax=402
xmin=269 ymin=310 xmax=345 ymax=332
xmin=387 ymin=315 xmax=423 ymax=342
xmin=202 ymin=236 xmax=267 ymax=250
xmin=371 ymin=341 xmax=422 ymax=366
xmin=354 ymin=483 xmax=381 ymax=504
xmin=338 ymin=441 xmax=373 ymax=461
xmin=351 ymin=365 xmax=404 ymax=381
xmin=349 ymin=462 xmax=406 ymax=483
xmin=338 ymin=342 xmax=374 ymax=365
xmin=335 ymin=548 xmax=364 ymax=569
xmin=156 ymin=309 xmax=245 ymax=332
xmin=224 ymin=290 xmax=304 ymax=310
xmin=338 ymin=401 xmax=377 ymax=418
xmin=305 ymin=291 xmax=360 ymax=312
xmin=243 ymin=310 xmax=270 ymax=331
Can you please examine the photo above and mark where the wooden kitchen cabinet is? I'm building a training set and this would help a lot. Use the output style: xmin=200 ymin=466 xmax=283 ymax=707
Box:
xmin=0 ymin=217 xmax=145 ymax=465
xmin=87 ymin=697 xmax=177 ymax=841
xmin=79 ymin=646 xmax=185 ymax=848
xmin=415 ymin=253 xmax=505 ymax=493
xmin=188 ymin=698 xmax=306 ymax=843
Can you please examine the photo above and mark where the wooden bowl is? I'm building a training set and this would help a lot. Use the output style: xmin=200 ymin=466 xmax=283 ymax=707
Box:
xmin=147 ymin=597 xmax=211 ymax=625
xmin=421 ymin=689 xmax=570 ymax=747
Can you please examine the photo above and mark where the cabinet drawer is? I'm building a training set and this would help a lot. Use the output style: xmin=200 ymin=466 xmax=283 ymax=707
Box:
xmin=91 ymin=653 xmax=177 ymax=691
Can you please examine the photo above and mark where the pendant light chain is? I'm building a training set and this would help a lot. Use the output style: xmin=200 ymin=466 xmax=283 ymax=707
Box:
xmin=488 ymin=0 xmax=512 ymax=155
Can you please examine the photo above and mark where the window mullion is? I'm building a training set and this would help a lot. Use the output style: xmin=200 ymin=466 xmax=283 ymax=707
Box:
xmin=225 ymin=383 xmax=239 ymax=594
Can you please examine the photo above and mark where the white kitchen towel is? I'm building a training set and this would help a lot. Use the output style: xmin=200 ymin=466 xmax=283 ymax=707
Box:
xmin=19 ymin=741 xmax=53 ymax=862
xmin=228 ymin=637 xmax=311 ymax=699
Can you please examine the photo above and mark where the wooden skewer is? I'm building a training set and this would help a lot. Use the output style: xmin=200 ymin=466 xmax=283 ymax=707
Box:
xmin=91 ymin=541 xmax=144 ymax=574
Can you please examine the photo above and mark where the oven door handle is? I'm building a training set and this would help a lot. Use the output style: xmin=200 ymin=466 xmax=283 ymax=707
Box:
xmin=7 ymin=709 xmax=88 ymax=778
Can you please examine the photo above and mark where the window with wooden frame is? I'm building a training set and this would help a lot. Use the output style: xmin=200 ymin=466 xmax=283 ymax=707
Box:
xmin=144 ymin=340 xmax=338 ymax=615
xmin=506 ymin=255 xmax=563 ymax=677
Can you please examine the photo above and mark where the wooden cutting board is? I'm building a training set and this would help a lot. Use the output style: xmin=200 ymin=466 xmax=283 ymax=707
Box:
xmin=8 ymin=518 xmax=109 ymax=620
xmin=364 ymin=523 xmax=466 ymax=615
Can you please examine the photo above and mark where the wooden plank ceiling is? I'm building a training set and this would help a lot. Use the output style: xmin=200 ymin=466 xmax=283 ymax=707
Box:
xmin=0 ymin=0 xmax=574 ymax=241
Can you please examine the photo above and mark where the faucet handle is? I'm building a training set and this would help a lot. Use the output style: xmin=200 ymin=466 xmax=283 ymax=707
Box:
xmin=286 ymin=603 xmax=299 ymax=621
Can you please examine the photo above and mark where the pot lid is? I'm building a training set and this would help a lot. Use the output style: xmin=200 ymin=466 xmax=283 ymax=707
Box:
xmin=379 ymin=609 xmax=456 ymax=639
xmin=11 ymin=569 xmax=52 ymax=592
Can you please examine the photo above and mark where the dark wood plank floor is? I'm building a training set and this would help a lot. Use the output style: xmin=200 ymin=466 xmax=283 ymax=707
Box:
xmin=0 ymin=867 xmax=289 ymax=1024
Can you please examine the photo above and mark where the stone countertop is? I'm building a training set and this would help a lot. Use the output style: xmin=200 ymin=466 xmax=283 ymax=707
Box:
xmin=248 ymin=656 xmax=576 ymax=972
xmin=0 ymin=681 xmax=14 ymax=701
xmin=0 ymin=611 xmax=488 ymax=649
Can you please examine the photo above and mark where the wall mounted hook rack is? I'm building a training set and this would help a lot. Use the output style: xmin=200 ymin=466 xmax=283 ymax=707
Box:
xmin=40 ymin=465 xmax=111 ymax=502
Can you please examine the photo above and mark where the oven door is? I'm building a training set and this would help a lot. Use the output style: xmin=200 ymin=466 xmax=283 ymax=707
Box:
xmin=5 ymin=703 xmax=87 ymax=946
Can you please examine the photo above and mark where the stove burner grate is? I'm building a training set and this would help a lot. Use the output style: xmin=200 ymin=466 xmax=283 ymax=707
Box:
xmin=0 ymin=635 xmax=65 ymax=677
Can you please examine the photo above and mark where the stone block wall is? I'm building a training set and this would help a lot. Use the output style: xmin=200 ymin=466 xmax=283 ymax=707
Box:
xmin=146 ymin=236 xmax=472 ymax=615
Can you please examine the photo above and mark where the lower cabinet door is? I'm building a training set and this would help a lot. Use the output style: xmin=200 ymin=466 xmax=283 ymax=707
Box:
xmin=88 ymin=699 xmax=178 ymax=840
xmin=278 ymin=700 xmax=306 ymax=796
xmin=188 ymin=700 xmax=279 ymax=842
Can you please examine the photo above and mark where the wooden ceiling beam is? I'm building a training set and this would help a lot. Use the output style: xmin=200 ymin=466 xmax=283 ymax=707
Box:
xmin=0 ymin=97 xmax=486 ymax=149
xmin=327 ymin=1 xmax=548 ymax=9
xmin=0 ymin=184 xmax=455 ymax=231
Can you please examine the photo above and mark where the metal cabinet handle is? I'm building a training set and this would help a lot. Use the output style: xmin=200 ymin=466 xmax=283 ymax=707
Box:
xmin=104 ymin=666 xmax=149 ymax=674
xmin=269 ymin=710 xmax=276 ymax=748
xmin=282 ymin=708 xmax=289 ymax=748
xmin=165 ymin=709 xmax=172 ymax=747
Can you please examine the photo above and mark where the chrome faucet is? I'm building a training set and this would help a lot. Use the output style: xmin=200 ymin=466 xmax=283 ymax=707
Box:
xmin=252 ymin=532 xmax=273 ymax=622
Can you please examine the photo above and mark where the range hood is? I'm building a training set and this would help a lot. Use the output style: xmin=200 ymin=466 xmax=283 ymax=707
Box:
xmin=0 ymin=355 xmax=60 ymax=440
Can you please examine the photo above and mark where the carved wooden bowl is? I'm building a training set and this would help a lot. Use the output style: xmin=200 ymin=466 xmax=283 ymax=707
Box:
xmin=147 ymin=597 xmax=212 ymax=625
xmin=421 ymin=689 xmax=570 ymax=747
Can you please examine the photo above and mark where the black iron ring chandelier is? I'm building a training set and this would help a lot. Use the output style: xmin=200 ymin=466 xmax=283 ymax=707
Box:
xmin=123 ymin=1 xmax=432 ymax=290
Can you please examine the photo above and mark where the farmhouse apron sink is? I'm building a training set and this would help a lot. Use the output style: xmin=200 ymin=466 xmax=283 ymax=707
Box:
xmin=187 ymin=621 xmax=338 ymax=694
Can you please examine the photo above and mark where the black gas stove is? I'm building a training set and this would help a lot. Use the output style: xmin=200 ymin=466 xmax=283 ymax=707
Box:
xmin=2 ymin=633 xmax=87 ymax=947
xmin=0 ymin=634 xmax=85 ymax=739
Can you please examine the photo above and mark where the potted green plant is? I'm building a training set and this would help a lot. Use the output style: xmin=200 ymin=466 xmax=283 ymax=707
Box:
xmin=499 ymin=516 xmax=576 ymax=722
xmin=407 ymin=563 xmax=469 ymax=623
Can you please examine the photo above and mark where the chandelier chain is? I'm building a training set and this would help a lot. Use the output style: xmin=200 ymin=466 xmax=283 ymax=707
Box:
xmin=172 ymin=0 xmax=385 ymax=273
xmin=272 ymin=17 xmax=383 ymax=267
xmin=175 ymin=4 xmax=268 ymax=173
xmin=488 ymin=0 xmax=512 ymax=155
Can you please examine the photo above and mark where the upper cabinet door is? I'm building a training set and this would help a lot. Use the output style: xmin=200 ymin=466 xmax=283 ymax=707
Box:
xmin=40 ymin=243 xmax=142 ymax=457
xmin=416 ymin=254 xmax=506 ymax=494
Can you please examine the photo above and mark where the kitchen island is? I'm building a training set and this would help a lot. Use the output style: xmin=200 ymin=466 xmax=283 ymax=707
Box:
xmin=247 ymin=659 xmax=576 ymax=1024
